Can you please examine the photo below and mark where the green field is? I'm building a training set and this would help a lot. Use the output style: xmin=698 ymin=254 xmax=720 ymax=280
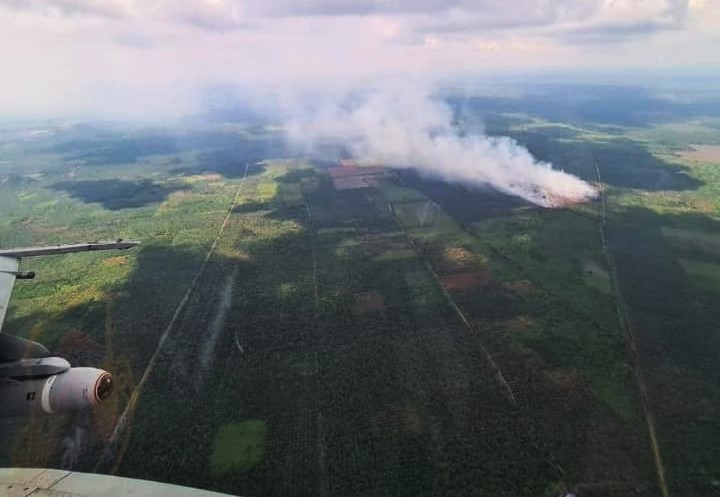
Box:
xmin=1 ymin=86 xmax=720 ymax=497
xmin=211 ymin=421 xmax=267 ymax=475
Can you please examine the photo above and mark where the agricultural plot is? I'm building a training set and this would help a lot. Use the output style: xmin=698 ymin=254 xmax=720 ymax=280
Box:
xmin=372 ymin=179 xmax=654 ymax=493
xmin=2 ymin=87 xmax=720 ymax=497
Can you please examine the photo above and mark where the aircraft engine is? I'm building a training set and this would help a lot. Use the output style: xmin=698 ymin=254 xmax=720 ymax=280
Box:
xmin=0 ymin=367 xmax=113 ymax=416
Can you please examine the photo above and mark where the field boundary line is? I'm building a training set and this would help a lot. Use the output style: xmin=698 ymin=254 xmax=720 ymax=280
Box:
xmin=595 ymin=163 xmax=670 ymax=497
xmin=382 ymin=195 xmax=517 ymax=404
xmin=304 ymin=202 xmax=320 ymax=311
xmin=379 ymin=185 xmax=574 ymax=480
xmin=303 ymin=199 xmax=329 ymax=497
xmin=97 ymin=161 xmax=252 ymax=473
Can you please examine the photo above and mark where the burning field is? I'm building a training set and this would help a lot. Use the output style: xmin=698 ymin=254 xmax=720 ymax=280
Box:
xmin=329 ymin=159 xmax=393 ymax=190
xmin=286 ymin=87 xmax=599 ymax=207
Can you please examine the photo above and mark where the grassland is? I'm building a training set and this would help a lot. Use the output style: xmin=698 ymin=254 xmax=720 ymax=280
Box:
xmin=1 ymin=85 xmax=720 ymax=497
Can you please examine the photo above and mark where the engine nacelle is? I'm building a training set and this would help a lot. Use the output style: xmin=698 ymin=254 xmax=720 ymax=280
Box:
xmin=0 ymin=367 xmax=113 ymax=416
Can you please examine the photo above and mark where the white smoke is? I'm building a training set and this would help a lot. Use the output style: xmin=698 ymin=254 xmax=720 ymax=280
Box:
xmin=284 ymin=86 xmax=597 ymax=207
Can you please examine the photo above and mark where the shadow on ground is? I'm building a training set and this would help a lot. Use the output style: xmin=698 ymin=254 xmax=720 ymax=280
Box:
xmin=172 ymin=151 xmax=268 ymax=179
xmin=52 ymin=136 xmax=181 ymax=166
xmin=50 ymin=179 xmax=190 ymax=210
xmin=481 ymin=115 xmax=702 ymax=192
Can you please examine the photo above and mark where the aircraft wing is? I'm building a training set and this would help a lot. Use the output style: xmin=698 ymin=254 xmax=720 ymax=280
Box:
xmin=0 ymin=468 xmax=236 ymax=497
xmin=0 ymin=256 xmax=19 ymax=334
xmin=0 ymin=240 xmax=139 ymax=334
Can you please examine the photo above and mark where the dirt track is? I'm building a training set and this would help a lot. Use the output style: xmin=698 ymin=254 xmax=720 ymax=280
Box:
xmin=595 ymin=163 xmax=670 ymax=497
xmin=97 ymin=162 xmax=253 ymax=474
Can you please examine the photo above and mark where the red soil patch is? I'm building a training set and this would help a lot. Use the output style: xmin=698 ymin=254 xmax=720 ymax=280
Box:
xmin=544 ymin=192 xmax=594 ymax=208
xmin=690 ymin=197 xmax=716 ymax=213
xmin=328 ymin=165 xmax=386 ymax=178
xmin=200 ymin=173 xmax=222 ymax=182
xmin=353 ymin=291 xmax=386 ymax=314
xmin=680 ymin=144 xmax=720 ymax=163
xmin=440 ymin=247 xmax=482 ymax=272
xmin=329 ymin=160 xmax=392 ymax=190
xmin=440 ymin=270 xmax=493 ymax=291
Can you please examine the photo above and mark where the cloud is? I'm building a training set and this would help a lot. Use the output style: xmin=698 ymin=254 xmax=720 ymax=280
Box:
xmin=162 ymin=1 xmax=251 ymax=31
xmin=407 ymin=0 xmax=692 ymax=45
xmin=0 ymin=0 xmax=130 ymax=18
xmin=0 ymin=0 xmax=717 ymax=120
xmin=118 ymin=0 xmax=703 ymax=51
xmin=112 ymin=32 xmax=154 ymax=48
xmin=0 ymin=0 xmax=693 ymax=33
xmin=553 ymin=0 xmax=689 ymax=43
xmin=409 ymin=1 xmax=601 ymax=34
xmin=557 ymin=19 xmax=683 ymax=44
xmin=252 ymin=0 xmax=560 ymax=18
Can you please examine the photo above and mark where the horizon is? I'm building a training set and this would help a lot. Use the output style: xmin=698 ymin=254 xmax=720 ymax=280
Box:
xmin=1 ymin=0 xmax=719 ymax=120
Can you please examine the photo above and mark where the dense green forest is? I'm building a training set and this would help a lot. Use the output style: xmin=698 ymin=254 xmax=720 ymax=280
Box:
xmin=2 ymin=86 xmax=720 ymax=497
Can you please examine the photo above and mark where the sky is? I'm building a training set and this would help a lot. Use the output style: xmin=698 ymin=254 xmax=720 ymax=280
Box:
xmin=0 ymin=0 xmax=719 ymax=119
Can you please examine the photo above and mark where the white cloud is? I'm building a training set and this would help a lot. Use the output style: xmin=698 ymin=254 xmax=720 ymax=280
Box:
xmin=0 ymin=0 xmax=717 ymax=119
xmin=0 ymin=0 xmax=132 ymax=18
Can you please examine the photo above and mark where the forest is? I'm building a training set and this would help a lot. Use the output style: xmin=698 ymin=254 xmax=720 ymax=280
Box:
xmin=1 ymin=85 xmax=720 ymax=497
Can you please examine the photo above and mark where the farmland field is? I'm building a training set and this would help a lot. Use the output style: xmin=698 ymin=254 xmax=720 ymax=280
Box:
xmin=1 ymin=84 xmax=720 ymax=497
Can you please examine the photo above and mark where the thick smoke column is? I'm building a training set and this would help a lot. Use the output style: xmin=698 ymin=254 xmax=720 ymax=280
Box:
xmin=284 ymin=87 xmax=597 ymax=207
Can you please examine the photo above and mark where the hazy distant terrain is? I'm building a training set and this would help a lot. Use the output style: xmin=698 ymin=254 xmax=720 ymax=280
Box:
xmin=1 ymin=83 xmax=720 ymax=497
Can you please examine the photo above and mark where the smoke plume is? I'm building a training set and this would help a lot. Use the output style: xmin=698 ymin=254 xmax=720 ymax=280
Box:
xmin=284 ymin=86 xmax=597 ymax=207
